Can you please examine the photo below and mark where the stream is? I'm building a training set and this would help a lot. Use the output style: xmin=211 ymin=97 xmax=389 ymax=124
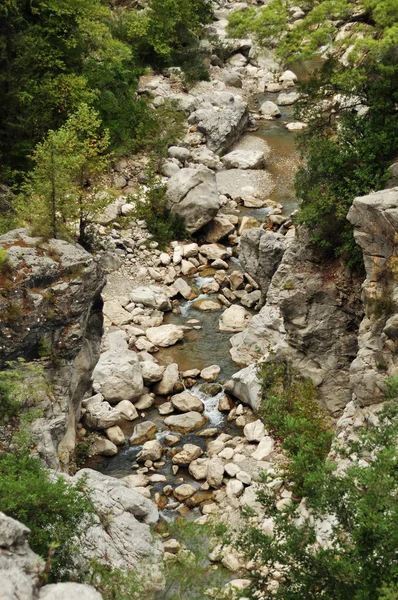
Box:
xmin=88 ymin=83 xmax=300 ymax=522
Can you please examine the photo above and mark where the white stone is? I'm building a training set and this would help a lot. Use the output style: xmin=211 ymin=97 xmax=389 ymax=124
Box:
xmin=146 ymin=324 xmax=184 ymax=347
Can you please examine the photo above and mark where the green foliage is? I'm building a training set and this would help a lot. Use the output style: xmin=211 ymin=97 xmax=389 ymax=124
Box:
xmin=237 ymin=400 xmax=398 ymax=600
xmin=0 ymin=249 xmax=10 ymax=275
xmin=257 ymin=358 xmax=333 ymax=496
xmin=18 ymin=103 xmax=112 ymax=243
xmin=0 ymin=359 xmax=48 ymax=452
xmin=367 ymin=291 xmax=395 ymax=319
xmin=123 ymin=0 xmax=213 ymax=74
xmin=0 ymin=452 xmax=94 ymax=582
xmin=385 ymin=375 xmax=398 ymax=399
xmin=131 ymin=177 xmax=188 ymax=249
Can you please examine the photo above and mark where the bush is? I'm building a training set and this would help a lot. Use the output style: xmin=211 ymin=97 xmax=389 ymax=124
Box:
xmin=257 ymin=358 xmax=333 ymax=496
xmin=237 ymin=400 xmax=398 ymax=600
xmin=0 ymin=452 xmax=94 ymax=582
xmin=131 ymin=178 xmax=188 ymax=249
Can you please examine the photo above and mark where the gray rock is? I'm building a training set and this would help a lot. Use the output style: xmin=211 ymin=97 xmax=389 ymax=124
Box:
xmin=224 ymin=364 xmax=262 ymax=411
xmin=84 ymin=398 xmax=122 ymax=430
xmin=168 ymin=146 xmax=191 ymax=161
xmin=276 ymin=92 xmax=300 ymax=106
xmin=153 ymin=363 xmax=180 ymax=395
xmin=130 ymin=286 xmax=172 ymax=311
xmin=164 ymin=411 xmax=208 ymax=434
xmin=171 ymin=391 xmax=204 ymax=413
xmin=161 ymin=162 xmax=180 ymax=177
xmin=145 ymin=324 xmax=184 ymax=348
xmin=129 ymin=421 xmax=158 ymax=445
xmin=0 ymin=512 xmax=43 ymax=600
xmin=223 ymin=71 xmax=243 ymax=88
xmin=260 ymin=101 xmax=281 ymax=118
xmin=167 ymin=168 xmax=220 ymax=234
xmin=39 ymin=584 xmax=102 ymax=600
xmin=193 ymin=99 xmax=249 ymax=155
xmin=239 ymin=228 xmax=288 ymax=300
xmin=221 ymin=149 xmax=265 ymax=170
xmin=93 ymin=334 xmax=144 ymax=404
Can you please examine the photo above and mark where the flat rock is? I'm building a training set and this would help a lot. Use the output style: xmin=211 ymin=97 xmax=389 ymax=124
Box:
xmin=171 ymin=391 xmax=204 ymax=413
xmin=130 ymin=286 xmax=172 ymax=312
xmin=200 ymin=365 xmax=221 ymax=382
xmin=221 ymin=149 xmax=265 ymax=170
xmin=216 ymin=169 xmax=274 ymax=203
xmin=164 ymin=412 xmax=208 ymax=434
xmin=129 ymin=421 xmax=158 ymax=445
xmin=146 ymin=324 xmax=184 ymax=348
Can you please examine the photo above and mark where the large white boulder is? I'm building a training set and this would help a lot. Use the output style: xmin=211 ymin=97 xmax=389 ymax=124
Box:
xmin=145 ymin=324 xmax=184 ymax=348
xmin=130 ymin=286 xmax=172 ymax=312
xmin=167 ymin=167 xmax=220 ymax=234
xmin=218 ymin=305 xmax=252 ymax=333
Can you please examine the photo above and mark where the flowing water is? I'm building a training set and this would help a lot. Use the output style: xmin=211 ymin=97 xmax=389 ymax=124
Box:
xmin=89 ymin=70 xmax=302 ymax=522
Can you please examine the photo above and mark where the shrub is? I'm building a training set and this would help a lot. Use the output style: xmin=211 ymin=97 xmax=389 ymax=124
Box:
xmin=237 ymin=400 xmax=398 ymax=600
xmin=0 ymin=452 xmax=94 ymax=582
xmin=131 ymin=178 xmax=188 ymax=249
xmin=0 ymin=249 xmax=10 ymax=275
xmin=257 ymin=357 xmax=333 ymax=496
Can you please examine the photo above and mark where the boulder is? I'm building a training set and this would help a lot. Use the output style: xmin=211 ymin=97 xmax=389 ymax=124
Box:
xmin=207 ymin=457 xmax=225 ymax=488
xmin=200 ymin=365 xmax=221 ymax=382
xmin=172 ymin=444 xmax=203 ymax=466
xmin=218 ymin=305 xmax=252 ymax=333
xmin=161 ymin=162 xmax=180 ymax=178
xmin=223 ymin=71 xmax=243 ymax=88
xmin=106 ymin=425 xmax=125 ymax=446
xmin=168 ymin=146 xmax=191 ymax=161
xmin=129 ymin=421 xmax=158 ymax=445
xmin=137 ymin=440 xmax=163 ymax=462
xmin=189 ymin=457 xmax=209 ymax=480
xmin=252 ymin=436 xmax=275 ymax=460
xmin=243 ymin=419 xmax=265 ymax=442
xmin=192 ymin=99 xmax=249 ymax=154
xmin=239 ymin=228 xmax=288 ymax=300
xmin=69 ymin=469 xmax=161 ymax=571
xmin=83 ymin=398 xmax=122 ymax=430
xmin=93 ymin=333 xmax=144 ymax=404
xmin=103 ymin=300 xmax=133 ymax=326
xmin=260 ymin=101 xmax=281 ymax=118
xmin=193 ymin=298 xmax=223 ymax=311
xmin=224 ymin=364 xmax=262 ymax=411
xmin=221 ymin=149 xmax=265 ymax=170
xmin=203 ymin=216 xmax=235 ymax=243
xmin=166 ymin=168 xmax=220 ymax=234
xmin=93 ymin=438 xmax=118 ymax=457
xmin=153 ymin=363 xmax=180 ymax=395
xmin=0 ymin=512 xmax=43 ymax=600
xmin=171 ymin=391 xmax=204 ymax=413
xmin=114 ymin=400 xmax=138 ymax=421
xmin=199 ymin=244 xmax=230 ymax=261
xmin=173 ymin=484 xmax=196 ymax=502
xmin=141 ymin=361 xmax=165 ymax=384
xmin=145 ymin=325 xmax=184 ymax=348
xmin=172 ymin=278 xmax=197 ymax=300
xmin=164 ymin=412 xmax=208 ymax=434
xmin=130 ymin=286 xmax=172 ymax=312
xmin=276 ymin=92 xmax=300 ymax=105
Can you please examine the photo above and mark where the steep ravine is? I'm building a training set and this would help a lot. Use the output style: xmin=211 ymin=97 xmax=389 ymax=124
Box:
xmin=1 ymin=1 xmax=398 ymax=599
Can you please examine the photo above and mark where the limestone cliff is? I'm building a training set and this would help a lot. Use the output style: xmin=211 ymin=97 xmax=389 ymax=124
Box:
xmin=0 ymin=229 xmax=106 ymax=467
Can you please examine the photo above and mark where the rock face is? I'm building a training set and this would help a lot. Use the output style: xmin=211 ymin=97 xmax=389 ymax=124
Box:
xmin=229 ymin=227 xmax=363 ymax=414
xmin=69 ymin=469 xmax=162 ymax=572
xmin=347 ymin=187 xmax=398 ymax=406
xmin=239 ymin=229 xmax=289 ymax=301
xmin=0 ymin=229 xmax=105 ymax=468
xmin=0 ymin=512 xmax=42 ymax=600
xmin=0 ymin=511 xmax=105 ymax=600
xmin=166 ymin=168 xmax=220 ymax=234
